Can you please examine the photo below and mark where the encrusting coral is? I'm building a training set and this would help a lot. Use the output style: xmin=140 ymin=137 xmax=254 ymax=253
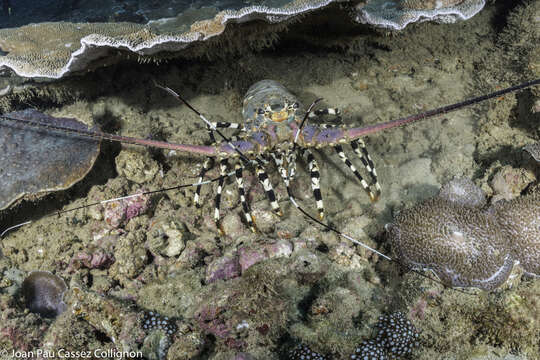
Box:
xmin=387 ymin=178 xmax=540 ymax=290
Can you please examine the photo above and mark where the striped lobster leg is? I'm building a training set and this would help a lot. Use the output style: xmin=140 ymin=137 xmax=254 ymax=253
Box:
xmin=214 ymin=159 xmax=229 ymax=234
xmin=334 ymin=144 xmax=379 ymax=202
xmin=308 ymin=107 xmax=341 ymax=120
xmin=194 ymin=157 xmax=214 ymax=208
xmin=271 ymin=150 xmax=298 ymax=206
xmin=302 ymin=149 xmax=324 ymax=219
xmin=207 ymin=122 xmax=245 ymax=143
xmin=255 ymin=164 xmax=282 ymax=216
xmin=234 ymin=163 xmax=256 ymax=232
xmin=350 ymin=139 xmax=381 ymax=201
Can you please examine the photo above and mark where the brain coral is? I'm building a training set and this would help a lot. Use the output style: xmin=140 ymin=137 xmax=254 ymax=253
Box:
xmin=494 ymin=192 xmax=540 ymax=276
xmin=524 ymin=141 xmax=540 ymax=162
xmin=387 ymin=197 xmax=514 ymax=290
xmin=386 ymin=177 xmax=540 ymax=290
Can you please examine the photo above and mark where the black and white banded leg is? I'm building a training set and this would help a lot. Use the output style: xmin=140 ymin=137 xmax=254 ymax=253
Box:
xmin=271 ymin=150 xmax=297 ymax=205
xmin=334 ymin=144 xmax=378 ymax=202
xmin=286 ymin=149 xmax=298 ymax=180
xmin=308 ymin=107 xmax=341 ymax=119
xmin=350 ymin=139 xmax=381 ymax=200
xmin=302 ymin=149 xmax=324 ymax=219
xmin=207 ymin=122 xmax=245 ymax=143
xmin=194 ymin=157 xmax=214 ymax=207
xmin=255 ymin=165 xmax=282 ymax=216
xmin=234 ymin=163 xmax=256 ymax=232
xmin=214 ymin=159 xmax=229 ymax=233
xmin=196 ymin=121 xmax=244 ymax=206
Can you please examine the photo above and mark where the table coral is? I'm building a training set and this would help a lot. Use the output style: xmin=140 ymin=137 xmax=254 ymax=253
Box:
xmin=355 ymin=0 xmax=485 ymax=30
xmin=0 ymin=0 xmax=338 ymax=79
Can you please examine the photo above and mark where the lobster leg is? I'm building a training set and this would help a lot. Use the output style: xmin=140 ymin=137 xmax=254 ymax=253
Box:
xmin=308 ymin=108 xmax=341 ymax=119
xmin=255 ymin=165 xmax=282 ymax=216
xmin=286 ymin=150 xmax=297 ymax=180
xmin=196 ymin=121 xmax=241 ymax=207
xmin=234 ymin=163 xmax=256 ymax=232
xmin=271 ymin=150 xmax=298 ymax=208
xmin=350 ymin=139 xmax=381 ymax=200
xmin=207 ymin=122 xmax=245 ymax=143
xmin=302 ymin=149 xmax=324 ymax=220
xmin=334 ymin=144 xmax=378 ymax=202
xmin=194 ymin=157 xmax=214 ymax=207
xmin=214 ymin=159 xmax=229 ymax=233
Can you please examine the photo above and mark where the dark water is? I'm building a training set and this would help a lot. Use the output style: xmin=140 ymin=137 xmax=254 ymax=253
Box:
xmin=0 ymin=0 xmax=276 ymax=29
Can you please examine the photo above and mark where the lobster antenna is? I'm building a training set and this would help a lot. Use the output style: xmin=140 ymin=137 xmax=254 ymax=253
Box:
xmin=0 ymin=113 xmax=218 ymax=156
xmin=294 ymin=98 xmax=323 ymax=145
xmin=0 ymin=171 xmax=237 ymax=238
xmin=347 ymin=78 xmax=540 ymax=139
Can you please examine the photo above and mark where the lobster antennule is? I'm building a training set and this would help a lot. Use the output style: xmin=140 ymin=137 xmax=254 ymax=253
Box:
xmin=345 ymin=79 xmax=540 ymax=142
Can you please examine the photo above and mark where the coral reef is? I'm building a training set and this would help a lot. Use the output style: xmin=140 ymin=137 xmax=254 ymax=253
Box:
xmin=21 ymin=271 xmax=67 ymax=318
xmin=0 ymin=2 xmax=537 ymax=359
xmin=355 ymin=0 xmax=485 ymax=30
xmin=387 ymin=178 xmax=540 ymax=290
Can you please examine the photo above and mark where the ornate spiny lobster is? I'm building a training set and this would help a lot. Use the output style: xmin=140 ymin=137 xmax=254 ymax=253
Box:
xmin=1 ymin=79 xmax=539 ymax=241
xmin=160 ymin=79 xmax=382 ymax=233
